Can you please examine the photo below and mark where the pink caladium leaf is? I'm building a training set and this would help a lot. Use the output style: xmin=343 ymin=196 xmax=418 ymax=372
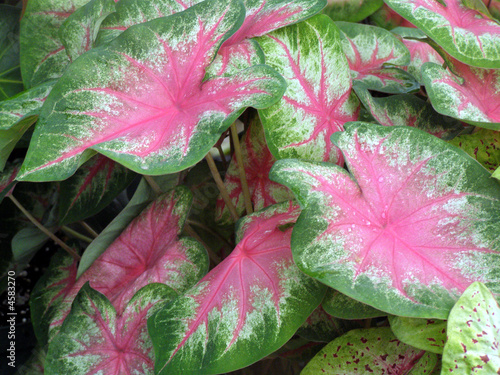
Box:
xmin=215 ymin=117 xmax=294 ymax=224
xmin=337 ymin=21 xmax=419 ymax=94
xmin=422 ymin=58 xmax=500 ymax=130
xmin=302 ymin=327 xmax=439 ymax=374
xmin=44 ymin=283 xmax=173 ymax=375
xmin=322 ymin=288 xmax=386 ymax=320
xmin=449 ymin=128 xmax=500 ymax=173
xmin=258 ymin=15 xmax=359 ymax=165
xmin=370 ymin=4 xmax=416 ymax=29
xmin=384 ymin=0 xmax=500 ymax=69
xmin=389 ymin=316 xmax=447 ymax=354
xmin=148 ymin=202 xmax=327 ymax=375
xmin=271 ymin=122 xmax=500 ymax=319
xmin=18 ymin=0 xmax=286 ymax=182
xmin=58 ymin=154 xmax=136 ymax=225
xmin=20 ymin=0 xmax=90 ymax=88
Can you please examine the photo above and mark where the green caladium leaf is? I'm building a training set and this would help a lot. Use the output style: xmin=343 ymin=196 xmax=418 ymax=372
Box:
xmin=0 ymin=5 xmax=23 ymax=100
xmin=302 ymin=327 xmax=439 ymax=374
xmin=58 ymin=154 xmax=136 ymax=225
xmin=0 ymin=80 xmax=55 ymax=170
xmin=449 ymin=128 xmax=500 ymax=172
xmin=19 ymin=0 xmax=286 ymax=182
xmin=59 ymin=0 xmax=116 ymax=62
xmin=422 ymin=59 xmax=500 ymax=130
xmin=353 ymin=82 xmax=464 ymax=139
xmin=323 ymin=0 xmax=383 ymax=22
xmin=20 ymin=0 xmax=90 ymax=88
xmin=442 ymin=282 xmax=500 ymax=373
xmin=258 ymin=15 xmax=359 ymax=165
xmin=297 ymin=305 xmax=358 ymax=342
xmin=271 ymin=122 xmax=500 ymax=319
xmin=45 ymin=283 xmax=173 ymax=375
xmin=493 ymin=166 xmax=500 ymax=181
xmin=148 ymin=202 xmax=326 ymax=374
xmin=322 ymin=288 xmax=386 ymax=319
xmin=384 ymin=0 xmax=500 ymax=69
xmin=389 ymin=316 xmax=447 ymax=354
xmin=337 ymin=21 xmax=420 ymax=94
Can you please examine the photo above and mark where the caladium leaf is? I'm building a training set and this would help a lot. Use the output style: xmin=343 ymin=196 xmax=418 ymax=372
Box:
xmin=216 ymin=118 xmax=294 ymax=224
xmin=148 ymin=202 xmax=327 ymax=375
xmin=0 ymin=5 xmax=23 ymax=100
xmin=370 ymin=4 xmax=416 ymax=30
xmin=449 ymin=128 xmax=500 ymax=172
xmin=20 ymin=0 xmax=90 ymax=88
xmin=353 ymin=82 xmax=464 ymax=139
xmin=422 ymin=59 xmax=500 ymax=130
xmin=19 ymin=0 xmax=286 ymax=182
xmin=322 ymin=288 xmax=386 ymax=319
xmin=59 ymin=0 xmax=116 ymax=62
xmin=258 ymin=15 xmax=359 ymax=165
xmin=389 ymin=316 xmax=447 ymax=354
xmin=297 ymin=305 xmax=357 ymax=343
xmin=384 ymin=0 xmax=500 ymax=69
xmin=442 ymin=282 xmax=500 ymax=373
xmin=302 ymin=327 xmax=439 ymax=374
xmin=0 ymin=80 xmax=55 ymax=170
xmin=0 ymin=161 xmax=20 ymax=203
xmin=337 ymin=21 xmax=420 ymax=93
xmin=323 ymin=0 xmax=383 ymax=23
xmin=45 ymin=283 xmax=173 ymax=375
xmin=58 ymin=154 xmax=136 ymax=225
xmin=271 ymin=122 xmax=500 ymax=319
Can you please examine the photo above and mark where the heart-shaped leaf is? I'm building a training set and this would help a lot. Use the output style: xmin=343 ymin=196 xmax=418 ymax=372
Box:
xmin=337 ymin=21 xmax=419 ymax=93
xmin=442 ymin=282 xmax=500 ymax=373
xmin=389 ymin=316 xmax=447 ymax=354
xmin=323 ymin=0 xmax=383 ymax=23
xmin=45 ymin=283 xmax=173 ymax=375
xmin=384 ymin=0 xmax=500 ymax=69
xmin=215 ymin=117 xmax=294 ymax=224
xmin=297 ymin=305 xmax=357 ymax=343
xmin=19 ymin=0 xmax=285 ymax=182
xmin=422 ymin=58 xmax=500 ymax=130
xmin=148 ymin=202 xmax=327 ymax=374
xmin=58 ymin=154 xmax=136 ymax=225
xmin=271 ymin=122 xmax=500 ymax=319
xmin=322 ymin=288 xmax=386 ymax=319
xmin=0 ymin=5 xmax=23 ymax=100
xmin=302 ymin=327 xmax=438 ymax=374
xmin=258 ymin=15 xmax=359 ymax=165
xmin=20 ymin=0 xmax=90 ymax=88
xmin=449 ymin=128 xmax=500 ymax=172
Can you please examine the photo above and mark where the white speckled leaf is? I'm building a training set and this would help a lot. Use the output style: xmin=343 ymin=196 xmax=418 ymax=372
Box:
xmin=389 ymin=316 xmax=447 ymax=354
xmin=271 ymin=122 xmax=500 ymax=319
xmin=322 ymin=288 xmax=386 ymax=320
xmin=148 ymin=202 xmax=327 ymax=375
xmin=258 ymin=15 xmax=359 ymax=164
xmin=442 ymin=282 xmax=500 ymax=374
xmin=384 ymin=0 xmax=500 ymax=69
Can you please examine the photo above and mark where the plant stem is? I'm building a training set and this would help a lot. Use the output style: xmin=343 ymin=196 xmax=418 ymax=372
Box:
xmin=8 ymin=195 xmax=80 ymax=260
xmin=79 ymin=221 xmax=98 ymax=238
xmin=205 ymin=153 xmax=239 ymax=221
xmin=61 ymin=226 xmax=93 ymax=243
xmin=230 ymin=122 xmax=253 ymax=215
xmin=216 ymin=144 xmax=228 ymax=170
xmin=184 ymin=223 xmax=221 ymax=264
xmin=144 ymin=175 xmax=162 ymax=196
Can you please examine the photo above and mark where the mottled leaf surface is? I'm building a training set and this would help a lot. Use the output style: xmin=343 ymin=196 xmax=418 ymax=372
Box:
xmin=0 ymin=5 xmax=23 ymax=100
xmin=322 ymin=288 xmax=386 ymax=319
xmin=323 ymin=0 xmax=383 ymax=22
xmin=258 ymin=15 xmax=359 ymax=164
xmin=149 ymin=202 xmax=326 ymax=375
xmin=19 ymin=0 xmax=285 ymax=181
xmin=389 ymin=316 xmax=447 ymax=354
xmin=384 ymin=0 xmax=500 ymax=69
xmin=442 ymin=282 xmax=500 ymax=374
xmin=337 ymin=21 xmax=419 ymax=93
xmin=271 ymin=123 xmax=500 ymax=319
xmin=302 ymin=327 xmax=438 ymax=374
xmin=449 ymin=128 xmax=500 ymax=172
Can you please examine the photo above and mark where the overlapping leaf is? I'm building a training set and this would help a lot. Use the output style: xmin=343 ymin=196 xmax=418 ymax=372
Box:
xmin=389 ymin=316 xmax=447 ymax=354
xmin=442 ymin=282 xmax=500 ymax=373
xmin=384 ymin=0 xmax=500 ymax=69
xmin=422 ymin=58 xmax=500 ymax=130
xmin=0 ymin=160 xmax=20 ymax=203
xmin=148 ymin=202 xmax=326 ymax=374
xmin=297 ymin=305 xmax=356 ymax=342
xmin=271 ymin=122 xmax=500 ymax=319
xmin=370 ymin=4 xmax=416 ymax=29
xmin=0 ymin=5 xmax=23 ymax=100
xmin=323 ymin=0 xmax=383 ymax=22
xmin=258 ymin=15 xmax=359 ymax=164
xmin=322 ymin=288 xmax=386 ymax=319
xmin=19 ymin=0 xmax=286 ymax=181
xmin=449 ymin=128 xmax=500 ymax=172
xmin=337 ymin=21 xmax=419 ymax=93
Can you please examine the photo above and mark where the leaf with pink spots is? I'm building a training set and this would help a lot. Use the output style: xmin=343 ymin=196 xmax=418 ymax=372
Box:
xmin=301 ymin=327 xmax=439 ymax=374
xmin=389 ymin=316 xmax=447 ymax=354
xmin=442 ymin=282 xmax=500 ymax=374
xmin=271 ymin=122 xmax=500 ymax=319
xmin=148 ymin=202 xmax=326 ymax=374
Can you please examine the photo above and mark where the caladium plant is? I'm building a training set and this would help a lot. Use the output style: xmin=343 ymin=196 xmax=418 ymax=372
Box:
xmin=2 ymin=0 xmax=500 ymax=373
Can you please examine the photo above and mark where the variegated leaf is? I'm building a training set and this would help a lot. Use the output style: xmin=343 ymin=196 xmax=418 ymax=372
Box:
xmin=389 ymin=316 xmax=447 ymax=354
xmin=449 ymin=128 xmax=500 ymax=172
xmin=370 ymin=3 xmax=416 ymax=29
xmin=0 ymin=160 xmax=20 ymax=203
xmin=297 ymin=305 xmax=357 ymax=343
xmin=322 ymin=288 xmax=386 ymax=319
xmin=323 ymin=0 xmax=383 ymax=23
xmin=0 ymin=5 xmax=23 ymax=100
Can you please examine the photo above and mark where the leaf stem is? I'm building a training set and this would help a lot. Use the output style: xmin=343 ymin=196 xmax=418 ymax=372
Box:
xmin=205 ymin=153 xmax=239 ymax=221
xmin=78 ymin=221 xmax=99 ymax=238
xmin=230 ymin=122 xmax=253 ymax=215
xmin=8 ymin=195 xmax=80 ymax=260
xmin=61 ymin=225 xmax=93 ymax=243
xmin=143 ymin=175 xmax=162 ymax=196
xmin=184 ymin=223 xmax=221 ymax=264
